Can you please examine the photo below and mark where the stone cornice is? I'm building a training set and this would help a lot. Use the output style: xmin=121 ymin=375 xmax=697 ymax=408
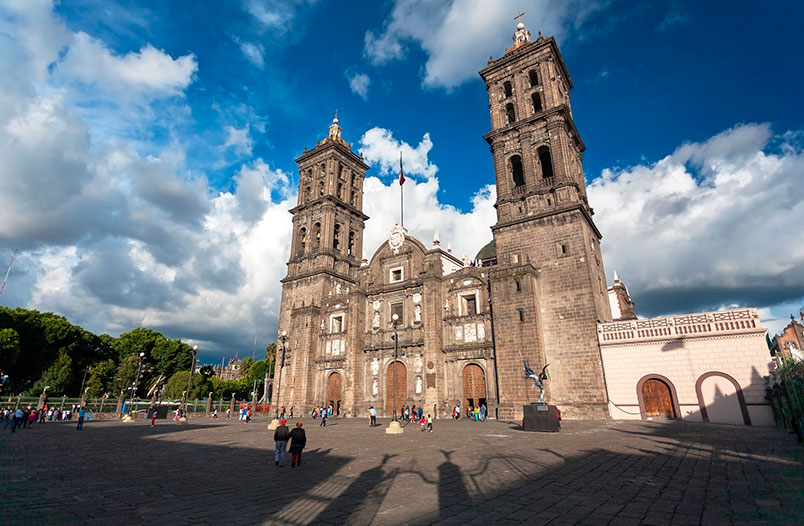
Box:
xmin=483 ymin=104 xmax=585 ymax=152
xmin=479 ymin=36 xmax=573 ymax=89
xmin=492 ymin=204 xmax=602 ymax=240
xmin=281 ymin=268 xmax=358 ymax=285
xmin=289 ymin=196 xmax=369 ymax=221
xmin=295 ymin=139 xmax=370 ymax=170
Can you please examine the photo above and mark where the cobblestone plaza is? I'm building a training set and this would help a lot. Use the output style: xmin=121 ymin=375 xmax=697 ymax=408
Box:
xmin=1 ymin=417 xmax=802 ymax=525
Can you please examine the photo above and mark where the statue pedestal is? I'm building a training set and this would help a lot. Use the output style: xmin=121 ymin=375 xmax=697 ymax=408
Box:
xmin=267 ymin=418 xmax=280 ymax=430
xmin=385 ymin=420 xmax=404 ymax=434
xmin=522 ymin=403 xmax=559 ymax=432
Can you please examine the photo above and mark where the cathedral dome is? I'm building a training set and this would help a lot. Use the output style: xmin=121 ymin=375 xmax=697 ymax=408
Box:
xmin=476 ymin=239 xmax=496 ymax=261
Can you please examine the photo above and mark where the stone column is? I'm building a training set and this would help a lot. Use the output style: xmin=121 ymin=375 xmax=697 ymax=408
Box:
xmin=205 ymin=393 xmax=212 ymax=415
xmin=115 ymin=394 xmax=124 ymax=416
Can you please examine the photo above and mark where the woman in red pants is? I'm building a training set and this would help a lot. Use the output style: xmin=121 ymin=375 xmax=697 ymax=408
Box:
xmin=288 ymin=421 xmax=307 ymax=467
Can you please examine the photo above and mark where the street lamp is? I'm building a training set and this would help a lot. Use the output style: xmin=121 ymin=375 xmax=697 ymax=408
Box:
xmin=122 ymin=352 xmax=145 ymax=422
xmin=267 ymin=330 xmax=289 ymax=429
xmin=181 ymin=345 xmax=199 ymax=422
xmin=130 ymin=352 xmax=146 ymax=408
xmin=386 ymin=313 xmax=403 ymax=434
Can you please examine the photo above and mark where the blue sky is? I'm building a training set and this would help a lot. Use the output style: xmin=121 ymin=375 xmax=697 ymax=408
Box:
xmin=1 ymin=0 xmax=803 ymax=363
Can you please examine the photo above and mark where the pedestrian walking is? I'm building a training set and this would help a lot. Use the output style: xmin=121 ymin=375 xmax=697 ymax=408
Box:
xmin=274 ymin=418 xmax=290 ymax=467
xmin=369 ymin=406 xmax=376 ymax=427
xmin=288 ymin=421 xmax=306 ymax=467
xmin=420 ymin=415 xmax=426 ymax=432
xmin=226 ymin=407 xmax=231 ymax=419
xmin=151 ymin=407 xmax=158 ymax=427
xmin=320 ymin=410 xmax=327 ymax=427
xmin=11 ymin=407 xmax=23 ymax=432
xmin=426 ymin=414 xmax=434 ymax=432
xmin=76 ymin=406 xmax=87 ymax=430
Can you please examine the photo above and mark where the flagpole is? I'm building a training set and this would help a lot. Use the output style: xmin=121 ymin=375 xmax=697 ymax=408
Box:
xmin=399 ymin=151 xmax=404 ymax=227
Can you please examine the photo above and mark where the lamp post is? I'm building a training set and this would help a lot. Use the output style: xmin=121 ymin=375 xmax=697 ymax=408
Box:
xmin=180 ymin=345 xmax=199 ymax=423
xmin=123 ymin=352 xmax=145 ymax=422
xmin=386 ymin=313 xmax=403 ymax=434
xmin=267 ymin=330 xmax=288 ymax=429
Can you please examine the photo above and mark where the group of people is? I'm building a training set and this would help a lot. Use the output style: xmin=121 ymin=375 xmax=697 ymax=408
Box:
xmin=3 ymin=404 xmax=90 ymax=432
xmin=311 ymin=405 xmax=333 ymax=426
xmin=238 ymin=405 xmax=253 ymax=422
xmin=272 ymin=419 xmax=307 ymax=467
xmin=278 ymin=406 xmax=294 ymax=419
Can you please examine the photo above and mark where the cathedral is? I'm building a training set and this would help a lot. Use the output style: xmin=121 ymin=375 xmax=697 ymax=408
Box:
xmin=271 ymin=22 xmax=613 ymax=421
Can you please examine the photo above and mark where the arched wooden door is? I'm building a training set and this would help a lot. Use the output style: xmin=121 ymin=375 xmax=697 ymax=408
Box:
xmin=463 ymin=364 xmax=486 ymax=409
xmin=327 ymin=372 xmax=342 ymax=415
xmin=642 ymin=378 xmax=676 ymax=418
xmin=385 ymin=362 xmax=406 ymax=416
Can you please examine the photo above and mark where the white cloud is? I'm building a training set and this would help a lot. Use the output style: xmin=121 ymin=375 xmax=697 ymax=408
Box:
xmin=233 ymin=37 xmax=265 ymax=69
xmin=359 ymin=127 xmax=438 ymax=178
xmin=589 ymin=123 xmax=804 ymax=317
xmin=364 ymin=0 xmax=589 ymax=89
xmin=223 ymin=125 xmax=254 ymax=157
xmin=347 ymin=71 xmax=371 ymax=100
xmin=56 ymin=32 xmax=197 ymax=99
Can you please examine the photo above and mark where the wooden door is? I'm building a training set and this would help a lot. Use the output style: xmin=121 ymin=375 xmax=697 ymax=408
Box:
xmin=463 ymin=364 xmax=486 ymax=408
xmin=327 ymin=372 xmax=342 ymax=414
xmin=642 ymin=378 xmax=675 ymax=418
xmin=385 ymin=362 xmax=406 ymax=415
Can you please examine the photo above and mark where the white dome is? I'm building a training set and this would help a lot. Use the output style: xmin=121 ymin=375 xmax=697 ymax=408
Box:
xmin=517 ymin=22 xmax=525 ymax=30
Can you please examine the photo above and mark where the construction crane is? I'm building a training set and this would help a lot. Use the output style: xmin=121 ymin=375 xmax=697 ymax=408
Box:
xmin=0 ymin=249 xmax=18 ymax=297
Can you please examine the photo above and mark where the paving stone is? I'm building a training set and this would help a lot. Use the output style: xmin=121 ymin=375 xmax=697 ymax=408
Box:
xmin=1 ymin=417 xmax=802 ymax=525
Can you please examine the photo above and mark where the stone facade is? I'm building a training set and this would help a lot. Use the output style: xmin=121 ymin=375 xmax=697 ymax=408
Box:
xmin=771 ymin=316 xmax=804 ymax=361
xmin=598 ymin=308 xmax=774 ymax=426
xmin=270 ymin=25 xmax=616 ymax=421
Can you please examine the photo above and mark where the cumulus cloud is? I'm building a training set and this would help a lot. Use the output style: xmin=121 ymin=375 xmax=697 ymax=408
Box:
xmin=364 ymin=0 xmax=591 ymax=89
xmin=359 ymin=127 xmax=438 ymax=178
xmin=223 ymin=125 xmax=254 ymax=157
xmin=589 ymin=123 xmax=804 ymax=318
xmin=56 ymin=32 xmax=197 ymax=99
xmin=347 ymin=71 xmax=371 ymax=100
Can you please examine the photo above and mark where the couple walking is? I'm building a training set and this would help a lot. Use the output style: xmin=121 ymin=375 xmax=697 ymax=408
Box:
xmin=273 ymin=419 xmax=306 ymax=467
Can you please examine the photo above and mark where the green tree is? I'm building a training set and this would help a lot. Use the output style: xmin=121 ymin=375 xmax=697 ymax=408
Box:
xmin=0 ymin=327 xmax=21 ymax=370
xmin=265 ymin=343 xmax=277 ymax=376
xmin=112 ymin=354 xmax=140 ymax=397
xmin=84 ymin=359 xmax=116 ymax=397
xmin=165 ymin=370 xmax=214 ymax=400
xmin=31 ymin=352 xmax=73 ymax=395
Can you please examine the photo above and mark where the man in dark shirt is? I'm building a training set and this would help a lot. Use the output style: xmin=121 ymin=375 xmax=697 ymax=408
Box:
xmin=274 ymin=419 xmax=290 ymax=467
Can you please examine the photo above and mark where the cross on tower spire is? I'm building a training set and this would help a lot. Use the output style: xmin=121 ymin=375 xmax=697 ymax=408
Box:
xmin=514 ymin=11 xmax=525 ymax=24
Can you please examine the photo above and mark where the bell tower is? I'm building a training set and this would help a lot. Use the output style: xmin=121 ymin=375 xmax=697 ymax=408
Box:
xmin=273 ymin=115 xmax=369 ymax=415
xmin=480 ymin=23 xmax=611 ymax=419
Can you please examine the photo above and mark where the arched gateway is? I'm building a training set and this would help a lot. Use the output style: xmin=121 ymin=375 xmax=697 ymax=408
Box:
xmin=386 ymin=361 xmax=406 ymax=416
xmin=463 ymin=364 xmax=487 ymax=410
xmin=327 ymin=372 xmax=342 ymax=415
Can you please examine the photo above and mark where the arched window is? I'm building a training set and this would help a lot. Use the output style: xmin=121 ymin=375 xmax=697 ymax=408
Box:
xmin=304 ymin=186 xmax=311 ymax=202
xmin=503 ymin=81 xmax=513 ymax=98
xmin=531 ymin=93 xmax=542 ymax=113
xmin=337 ymin=164 xmax=343 ymax=179
xmin=350 ymin=190 xmax=356 ymax=206
xmin=529 ymin=69 xmax=539 ymax=87
xmin=333 ymin=223 xmax=341 ymax=251
xmin=313 ymin=222 xmax=321 ymax=247
xmin=511 ymin=155 xmax=525 ymax=187
xmin=318 ymin=180 xmax=325 ymax=197
xmin=505 ymin=103 xmax=515 ymax=124
xmin=538 ymin=146 xmax=554 ymax=179
xmin=337 ymin=182 xmax=343 ymax=200
xmin=348 ymin=230 xmax=355 ymax=256
xmin=297 ymin=227 xmax=307 ymax=255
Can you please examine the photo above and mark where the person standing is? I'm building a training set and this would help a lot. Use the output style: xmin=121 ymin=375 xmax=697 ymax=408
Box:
xmin=426 ymin=414 xmax=434 ymax=433
xmin=288 ymin=421 xmax=306 ymax=467
xmin=12 ymin=407 xmax=23 ymax=432
xmin=76 ymin=406 xmax=87 ymax=430
xmin=274 ymin=419 xmax=290 ymax=467
xmin=368 ymin=406 xmax=376 ymax=427
xmin=150 ymin=407 xmax=158 ymax=427
xmin=320 ymin=410 xmax=327 ymax=427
